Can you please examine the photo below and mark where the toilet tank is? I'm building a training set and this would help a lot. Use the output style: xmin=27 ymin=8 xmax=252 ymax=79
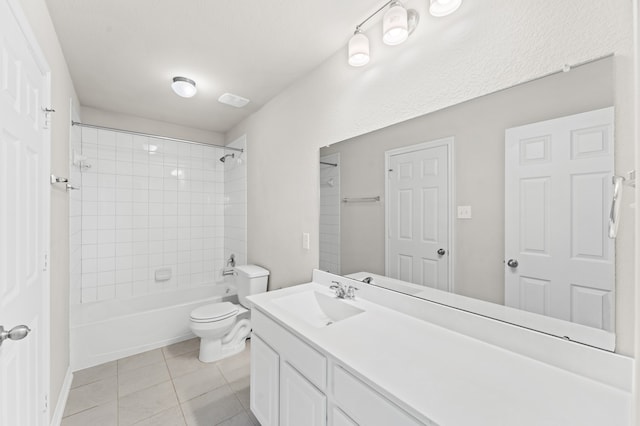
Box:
xmin=235 ymin=265 xmax=269 ymax=308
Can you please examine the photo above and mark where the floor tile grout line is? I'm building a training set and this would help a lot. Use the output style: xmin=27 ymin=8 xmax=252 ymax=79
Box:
xmin=163 ymin=343 xmax=190 ymax=426
xmin=65 ymin=340 xmax=252 ymax=426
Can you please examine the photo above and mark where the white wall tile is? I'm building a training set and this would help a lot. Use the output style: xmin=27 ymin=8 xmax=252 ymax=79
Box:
xmin=76 ymin=130 xmax=245 ymax=302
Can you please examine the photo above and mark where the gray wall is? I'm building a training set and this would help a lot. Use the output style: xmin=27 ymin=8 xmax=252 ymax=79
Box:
xmin=322 ymin=57 xmax=615 ymax=305
xmin=225 ymin=0 xmax=636 ymax=356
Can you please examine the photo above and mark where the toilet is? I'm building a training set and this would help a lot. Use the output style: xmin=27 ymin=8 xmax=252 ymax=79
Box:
xmin=190 ymin=264 xmax=269 ymax=363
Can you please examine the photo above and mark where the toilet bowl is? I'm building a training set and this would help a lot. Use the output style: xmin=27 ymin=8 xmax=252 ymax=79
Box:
xmin=189 ymin=264 xmax=269 ymax=363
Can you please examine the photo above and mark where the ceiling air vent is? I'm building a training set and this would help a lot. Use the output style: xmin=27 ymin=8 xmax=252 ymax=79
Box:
xmin=218 ymin=92 xmax=250 ymax=108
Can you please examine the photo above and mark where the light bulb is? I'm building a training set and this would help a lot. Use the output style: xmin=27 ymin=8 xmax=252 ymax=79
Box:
xmin=383 ymin=1 xmax=408 ymax=46
xmin=348 ymin=31 xmax=370 ymax=67
xmin=429 ymin=0 xmax=462 ymax=17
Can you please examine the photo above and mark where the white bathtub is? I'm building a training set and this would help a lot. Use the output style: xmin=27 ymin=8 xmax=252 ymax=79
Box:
xmin=70 ymin=284 xmax=235 ymax=370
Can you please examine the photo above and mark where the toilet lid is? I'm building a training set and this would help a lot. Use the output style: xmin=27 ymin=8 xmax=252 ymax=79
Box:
xmin=190 ymin=302 xmax=238 ymax=322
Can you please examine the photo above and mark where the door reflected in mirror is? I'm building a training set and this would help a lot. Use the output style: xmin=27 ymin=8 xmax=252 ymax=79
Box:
xmin=319 ymin=56 xmax=632 ymax=350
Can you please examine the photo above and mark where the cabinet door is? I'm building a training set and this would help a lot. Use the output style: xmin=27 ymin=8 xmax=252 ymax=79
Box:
xmin=281 ymin=362 xmax=327 ymax=426
xmin=251 ymin=335 xmax=279 ymax=426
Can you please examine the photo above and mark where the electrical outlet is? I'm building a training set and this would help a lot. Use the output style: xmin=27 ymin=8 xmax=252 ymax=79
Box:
xmin=457 ymin=205 xmax=472 ymax=219
xmin=302 ymin=233 xmax=310 ymax=250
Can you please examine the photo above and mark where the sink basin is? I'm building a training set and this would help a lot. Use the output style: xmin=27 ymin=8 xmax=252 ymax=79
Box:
xmin=270 ymin=291 xmax=364 ymax=328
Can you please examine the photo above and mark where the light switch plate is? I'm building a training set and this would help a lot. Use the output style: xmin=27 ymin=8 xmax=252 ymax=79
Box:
xmin=457 ymin=205 xmax=472 ymax=219
xmin=302 ymin=233 xmax=310 ymax=250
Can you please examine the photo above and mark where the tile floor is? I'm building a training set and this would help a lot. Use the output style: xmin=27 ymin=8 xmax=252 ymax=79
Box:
xmin=61 ymin=338 xmax=259 ymax=426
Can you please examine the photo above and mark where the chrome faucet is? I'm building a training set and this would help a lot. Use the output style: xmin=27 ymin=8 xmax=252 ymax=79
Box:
xmin=330 ymin=281 xmax=358 ymax=300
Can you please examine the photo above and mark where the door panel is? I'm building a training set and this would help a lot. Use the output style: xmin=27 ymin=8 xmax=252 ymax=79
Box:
xmin=250 ymin=335 xmax=279 ymax=426
xmin=387 ymin=141 xmax=451 ymax=291
xmin=280 ymin=362 xmax=326 ymax=426
xmin=505 ymin=108 xmax=614 ymax=330
xmin=0 ymin=1 xmax=49 ymax=424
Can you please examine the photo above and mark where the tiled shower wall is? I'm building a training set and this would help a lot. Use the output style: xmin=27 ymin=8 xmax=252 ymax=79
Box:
xmin=75 ymin=127 xmax=244 ymax=303
xmin=319 ymin=153 xmax=340 ymax=274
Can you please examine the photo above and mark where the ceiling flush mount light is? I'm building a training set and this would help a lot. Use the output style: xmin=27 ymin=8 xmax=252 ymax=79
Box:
xmin=171 ymin=76 xmax=197 ymax=98
xmin=218 ymin=92 xmax=250 ymax=108
xmin=429 ymin=0 xmax=463 ymax=17
xmin=348 ymin=29 xmax=370 ymax=67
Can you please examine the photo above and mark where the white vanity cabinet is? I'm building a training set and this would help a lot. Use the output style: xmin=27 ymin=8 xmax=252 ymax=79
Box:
xmin=280 ymin=361 xmax=327 ymax=426
xmin=250 ymin=308 xmax=426 ymax=426
xmin=250 ymin=335 xmax=279 ymax=426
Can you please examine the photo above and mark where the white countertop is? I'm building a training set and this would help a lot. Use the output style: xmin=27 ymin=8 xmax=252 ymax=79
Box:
xmin=248 ymin=282 xmax=631 ymax=426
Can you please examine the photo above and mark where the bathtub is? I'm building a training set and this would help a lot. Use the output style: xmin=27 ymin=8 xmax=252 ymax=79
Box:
xmin=70 ymin=284 xmax=235 ymax=370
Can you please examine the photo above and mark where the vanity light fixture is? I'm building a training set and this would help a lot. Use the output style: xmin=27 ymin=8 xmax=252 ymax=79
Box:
xmin=347 ymin=0 xmax=461 ymax=67
xmin=383 ymin=1 xmax=409 ymax=45
xmin=171 ymin=76 xmax=197 ymax=98
xmin=429 ymin=0 xmax=463 ymax=17
xmin=348 ymin=29 xmax=370 ymax=67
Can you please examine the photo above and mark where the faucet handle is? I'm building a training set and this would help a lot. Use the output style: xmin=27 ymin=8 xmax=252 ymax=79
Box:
xmin=345 ymin=285 xmax=359 ymax=299
xmin=330 ymin=281 xmax=346 ymax=298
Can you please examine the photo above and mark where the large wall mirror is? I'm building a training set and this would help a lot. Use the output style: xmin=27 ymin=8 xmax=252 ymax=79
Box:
xmin=319 ymin=56 xmax=635 ymax=351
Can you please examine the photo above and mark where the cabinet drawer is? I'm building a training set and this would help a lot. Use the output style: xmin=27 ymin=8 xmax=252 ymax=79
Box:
xmin=253 ymin=308 xmax=327 ymax=390
xmin=332 ymin=365 xmax=424 ymax=426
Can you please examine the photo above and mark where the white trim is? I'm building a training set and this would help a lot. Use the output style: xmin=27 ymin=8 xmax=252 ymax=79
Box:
xmin=49 ymin=367 xmax=73 ymax=426
xmin=632 ymin=0 xmax=640 ymax=423
xmin=384 ymin=137 xmax=455 ymax=292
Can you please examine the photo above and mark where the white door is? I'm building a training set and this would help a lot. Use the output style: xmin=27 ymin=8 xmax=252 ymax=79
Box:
xmin=0 ymin=0 xmax=51 ymax=424
xmin=505 ymin=108 xmax=614 ymax=330
xmin=250 ymin=335 xmax=279 ymax=426
xmin=280 ymin=361 xmax=326 ymax=426
xmin=386 ymin=139 xmax=451 ymax=291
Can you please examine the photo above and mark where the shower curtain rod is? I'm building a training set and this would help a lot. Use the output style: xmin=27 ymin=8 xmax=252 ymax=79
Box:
xmin=71 ymin=121 xmax=244 ymax=153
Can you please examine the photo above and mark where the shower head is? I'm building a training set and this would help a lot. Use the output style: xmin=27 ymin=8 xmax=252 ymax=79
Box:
xmin=220 ymin=153 xmax=235 ymax=163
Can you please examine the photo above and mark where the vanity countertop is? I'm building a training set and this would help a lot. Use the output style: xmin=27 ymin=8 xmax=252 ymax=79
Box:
xmin=248 ymin=282 xmax=631 ymax=426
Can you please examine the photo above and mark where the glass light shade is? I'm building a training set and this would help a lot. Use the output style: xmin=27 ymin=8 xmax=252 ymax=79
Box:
xmin=348 ymin=32 xmax=370 ymax=67
xmin=383 ymin=2 xmax=408 ymax=46
xmin=171 ymin=76 xmax=197 ymax=98
xmin=429 ymin=0 xmax=462 ymax=17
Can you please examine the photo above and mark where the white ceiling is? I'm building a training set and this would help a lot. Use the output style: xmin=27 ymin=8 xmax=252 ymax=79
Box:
xmin=45 ymin=0 xmax=381 ymax=134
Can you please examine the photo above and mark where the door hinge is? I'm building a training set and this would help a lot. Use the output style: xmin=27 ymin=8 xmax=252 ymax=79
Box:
xmin=42 ymin=107 xmax=55 ymax=129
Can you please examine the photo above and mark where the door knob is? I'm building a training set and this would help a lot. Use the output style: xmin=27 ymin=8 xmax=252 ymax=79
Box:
xmin=507 ymin=259 xmax=519 ymax=268
xmin=437 ymin=248 xmax=446 ymax=256
xmin=0 ymin=325 xmax=31 ymax=347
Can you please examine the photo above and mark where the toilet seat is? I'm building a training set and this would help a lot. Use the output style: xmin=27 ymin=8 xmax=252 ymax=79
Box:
xmin=190 ymin=302 xmax=238 ymax=323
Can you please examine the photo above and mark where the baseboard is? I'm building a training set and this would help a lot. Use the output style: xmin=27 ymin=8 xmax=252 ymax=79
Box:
xmin=50 ymin=367 xmax=73 ymax=426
